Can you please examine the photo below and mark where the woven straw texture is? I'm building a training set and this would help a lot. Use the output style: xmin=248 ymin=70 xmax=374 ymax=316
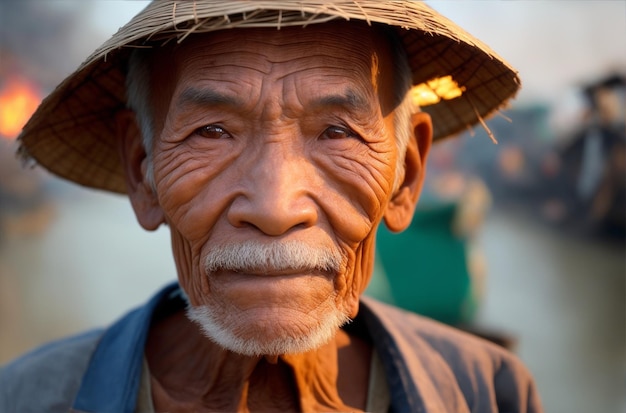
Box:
xmin=18 ymin=0 xmax=520 ymax=194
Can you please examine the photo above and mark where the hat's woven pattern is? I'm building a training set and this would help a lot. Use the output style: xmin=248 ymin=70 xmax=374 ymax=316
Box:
xmin=18 ymin=0 xmax=520 ymax=194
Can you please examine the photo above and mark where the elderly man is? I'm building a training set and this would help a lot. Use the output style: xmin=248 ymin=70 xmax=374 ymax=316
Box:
xmin=1 ymin=1 xmax=541 ymax=412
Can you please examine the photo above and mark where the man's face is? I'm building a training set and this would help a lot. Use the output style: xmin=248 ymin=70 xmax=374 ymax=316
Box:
xmin=125 ymin=23 xmax=425 ymax=355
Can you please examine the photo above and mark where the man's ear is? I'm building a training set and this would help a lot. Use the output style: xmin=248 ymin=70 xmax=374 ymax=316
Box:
xmin=115 ymin=109 xmax=165 ymax=231
xmin=383 ymin=111 xmax=433 ymax=232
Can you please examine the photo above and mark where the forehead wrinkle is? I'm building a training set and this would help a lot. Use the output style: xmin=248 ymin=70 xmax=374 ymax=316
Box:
xmin=177 ymin=40 xmax=274 ymax=69
xmin=177 ymin=87 xmax=245 ymax=110
xmin=274 ymin=63 xmax=374 ymax=100
xmin=244 ymin=29 xmax=376 ymax=54
xmin=266 ymin=46 xmax=374 ymax=67
xmin=311 ymin=90 xmax=372 ymax=114
xmin=183 ymin=58 xmax=272 ymax=77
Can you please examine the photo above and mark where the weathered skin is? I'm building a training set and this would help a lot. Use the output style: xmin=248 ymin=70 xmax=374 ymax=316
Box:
xmin=116 ymin=21 xmax=432 ymax=412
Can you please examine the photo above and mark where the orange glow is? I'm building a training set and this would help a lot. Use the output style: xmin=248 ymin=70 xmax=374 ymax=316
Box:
xmin=0 ymin=78 xmax=42 ymax=139
xmin=411 ymin=75 xmax=466 ymax=107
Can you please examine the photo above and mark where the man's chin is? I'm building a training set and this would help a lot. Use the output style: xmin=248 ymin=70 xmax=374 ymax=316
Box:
xmin=185 ymin=304 xmax=350 ymax=357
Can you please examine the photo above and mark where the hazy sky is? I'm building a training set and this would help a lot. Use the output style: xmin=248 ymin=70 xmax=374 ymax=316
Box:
xmin=429 ymin=1 xmax=626 ymax=104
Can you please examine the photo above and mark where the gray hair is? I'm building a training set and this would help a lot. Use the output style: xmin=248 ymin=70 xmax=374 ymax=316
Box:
xmin=126 ymin=48 xmax=156 ymax=188
xmin=386 ymin=28 xmax=417 ymax=191
xmin=125 ymin=28 xmax=417 ymax=192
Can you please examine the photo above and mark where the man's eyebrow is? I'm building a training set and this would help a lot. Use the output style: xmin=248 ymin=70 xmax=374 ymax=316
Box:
xmin=177 ymin=88 xmax=244 ymax=108
xmin=312 ymin=90 xmax=372 ymax=113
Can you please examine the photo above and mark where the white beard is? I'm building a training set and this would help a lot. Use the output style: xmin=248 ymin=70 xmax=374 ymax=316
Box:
xmin=185 ymin=240 xmax=351 ymax=356
xmin=186 ymin=300 xmax=350 ymax=356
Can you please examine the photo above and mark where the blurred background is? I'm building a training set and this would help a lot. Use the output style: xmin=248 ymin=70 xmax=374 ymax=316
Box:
xmin=0 ymin=1 xmax=624 ymax=412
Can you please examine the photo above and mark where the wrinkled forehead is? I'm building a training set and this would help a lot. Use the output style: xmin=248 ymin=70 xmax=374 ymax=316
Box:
xmin=147 ymin=21 xmax=398 ymax=112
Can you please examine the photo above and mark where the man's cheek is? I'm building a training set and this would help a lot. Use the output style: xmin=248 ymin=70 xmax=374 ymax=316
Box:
xmin=354 ymin=233 xmax=377 ymax=294
xmin=332 ymin=152 xmax=394 ymax=207
xmin=153 ymin=145 xmax=232 ymax=209
xmin=156 ymin=176 xmax=219 ymax=242
xmin=326 ymin=184 xmax=390 ymax=244
xmin=335 ymin=234 xmax=377 ymax=318
xmin=170 ymin=228 xmax=209 ymax=306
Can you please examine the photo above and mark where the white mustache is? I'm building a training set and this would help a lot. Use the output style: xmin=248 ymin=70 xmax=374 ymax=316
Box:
xmin=203 ymin=240 xmax=345 ymax=275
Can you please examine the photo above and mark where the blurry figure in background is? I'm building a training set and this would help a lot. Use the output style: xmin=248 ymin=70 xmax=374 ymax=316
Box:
xmin=369 ymin=137 xmax=493 ymax=323
xmin=558 ymin=73 xmax=626 ymax=236
xmin=368 ymin=137 xmax=509 ymax=347
xmin=0 ymin=141 xmax=52 ymax=241
xmin=0 ymin=79 xmax=53 ymax=243
xmin=1 ymin=1 xmax=541 ymax=412
xmin=436 ymin=103 xmax=555 ymax=213
xmin=0 ymin=0 xmax=97 ymax=245
xmin=0 ymin=78 xmax=53 ymax=368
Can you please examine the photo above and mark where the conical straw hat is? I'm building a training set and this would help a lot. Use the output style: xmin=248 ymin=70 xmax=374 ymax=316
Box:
xmin=18 ymin=0 xmax=520 ymax=194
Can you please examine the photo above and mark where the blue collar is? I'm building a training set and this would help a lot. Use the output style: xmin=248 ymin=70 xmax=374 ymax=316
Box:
xmin=72 ymin=282 xmax=181 ymax=413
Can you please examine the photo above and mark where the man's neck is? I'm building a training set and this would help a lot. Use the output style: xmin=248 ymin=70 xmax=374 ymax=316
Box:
xmin=145 ymin=310 xmax=372 ymax=412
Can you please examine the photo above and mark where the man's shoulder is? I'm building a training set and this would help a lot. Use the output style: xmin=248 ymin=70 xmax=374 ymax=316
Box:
xmin=0 ymin=329 xmax=104 ymax=413
xmin=362 ymin=297 xmax=541 ymax=412
xmin=363 ymin=295 xmax=520 ymax=363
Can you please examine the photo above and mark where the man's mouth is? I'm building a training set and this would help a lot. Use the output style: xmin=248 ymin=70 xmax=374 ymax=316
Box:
xmin=227 ymin=267 xmax=320 ymax=276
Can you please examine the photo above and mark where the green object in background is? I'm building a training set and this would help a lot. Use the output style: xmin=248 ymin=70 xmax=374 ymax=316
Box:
xmin=366 ymin=202 xmax=477 ymax=325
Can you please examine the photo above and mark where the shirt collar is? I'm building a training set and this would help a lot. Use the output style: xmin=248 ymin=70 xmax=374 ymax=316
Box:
xmin=72 ymin=283 xmax=450 ymax=413
xmin=72 ymin=282 xmax=182 ymax=413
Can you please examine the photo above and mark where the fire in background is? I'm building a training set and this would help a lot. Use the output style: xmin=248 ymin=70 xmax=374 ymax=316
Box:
xmin=0 ymin=77 xmax=41 ymax=139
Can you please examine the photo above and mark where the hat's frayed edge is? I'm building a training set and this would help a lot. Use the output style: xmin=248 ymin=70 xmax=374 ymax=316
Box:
xmin=16 ymin=140 xmax=37 ymax=171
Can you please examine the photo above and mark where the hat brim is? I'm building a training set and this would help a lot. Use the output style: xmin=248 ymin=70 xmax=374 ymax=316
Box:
xmin=18 ymin=0 xmax=520 ymax=194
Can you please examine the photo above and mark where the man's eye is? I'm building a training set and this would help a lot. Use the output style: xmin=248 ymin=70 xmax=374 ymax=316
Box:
xmin=195 ymin=125 xmax=231 ymax=139
xmin=321 ymin=126 xmax=358 ymax=140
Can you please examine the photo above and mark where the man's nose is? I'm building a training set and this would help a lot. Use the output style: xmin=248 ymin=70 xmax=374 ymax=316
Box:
xmin=226 ymin=142 xmax=319 ymax=236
